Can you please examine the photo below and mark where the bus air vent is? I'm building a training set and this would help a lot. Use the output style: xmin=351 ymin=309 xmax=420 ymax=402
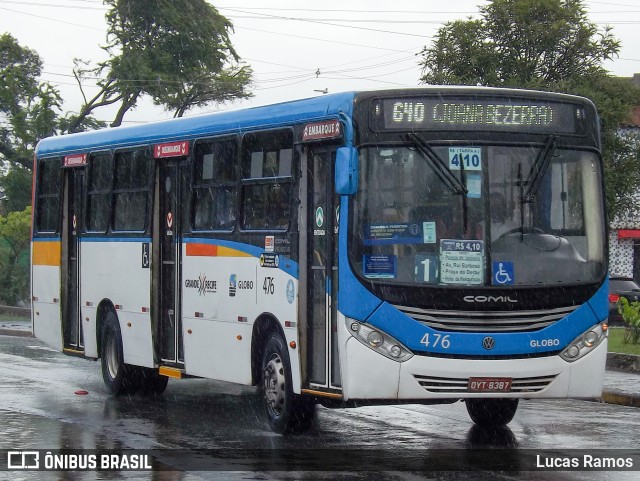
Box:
xmin=413 ymin=374 xmax=557 ymax=393
xmin=392 ymin=305 xmax=578 ymax=332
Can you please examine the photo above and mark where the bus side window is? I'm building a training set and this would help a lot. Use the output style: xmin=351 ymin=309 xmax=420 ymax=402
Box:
xmin=240 ymin=129 xmax=293 ymax=231
xmin=35 ymin=158 xmax=62 ymax=233
xmin=192 ymin=138 xmax=238 ymax=232
xmin=86 ymin=152 xmax=112 ymax=233
xmin=112 ymin=149 xmax=151 ymax=232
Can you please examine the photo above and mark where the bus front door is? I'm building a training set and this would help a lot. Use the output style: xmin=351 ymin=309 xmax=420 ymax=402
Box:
xmin=158 ymin=161 xmax=184 ymax=365
xmin=307 ymin=147 xmax=341 ymax=391
xmin=62 ymin=167 xmax=84 ymax=353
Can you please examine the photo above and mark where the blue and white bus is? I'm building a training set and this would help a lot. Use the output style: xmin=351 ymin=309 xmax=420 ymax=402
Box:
xmin=32 ymin=87 xmax=608 ymax=434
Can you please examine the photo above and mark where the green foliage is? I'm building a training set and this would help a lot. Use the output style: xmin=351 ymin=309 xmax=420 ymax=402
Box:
xmin=0 ymin=206 xmax=31 ymax=305
xmin=618 ymin=297 xmax=640 ymax=328
xmin=0 ymin=33 xmax=61 ymax=171
xmin=67 ymin=0 xmax=253 ymax=130
xmin=0 ymin=166 xmax=32 ymax=213
xmin=418 ymin=0 xmax=640 ymax=221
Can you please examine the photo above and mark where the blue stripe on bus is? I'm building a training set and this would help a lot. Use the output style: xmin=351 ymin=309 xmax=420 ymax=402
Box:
xmin=81 ymin=237 xmax=152 ymax=243
xmin=184 ymin=237 xmax=299 ymax=279
xmin=365 ymin=282 xmax=608 ymax=357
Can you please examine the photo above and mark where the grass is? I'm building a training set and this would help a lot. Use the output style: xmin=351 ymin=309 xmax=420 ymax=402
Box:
xmin=608 ymin=326 xmax=640 ymax=356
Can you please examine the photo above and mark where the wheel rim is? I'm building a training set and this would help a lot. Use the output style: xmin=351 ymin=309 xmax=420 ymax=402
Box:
xmin=105 ymin=330 xmax=119 ymax=380
xmin=263 ymin=353 xmax=286 ymax=419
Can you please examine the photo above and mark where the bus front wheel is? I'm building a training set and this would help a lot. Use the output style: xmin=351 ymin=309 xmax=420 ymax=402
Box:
xmin=100 ymin=311 xmax=139 ymax=395
xmin=261 ymin=333 xmax=315 ymax=434
xmin=465 ymin=398 xmax=519 ymax=427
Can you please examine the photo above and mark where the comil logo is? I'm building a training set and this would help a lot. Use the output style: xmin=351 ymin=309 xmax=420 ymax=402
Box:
xmin=8 ymin=451 xmax=39 ymax=469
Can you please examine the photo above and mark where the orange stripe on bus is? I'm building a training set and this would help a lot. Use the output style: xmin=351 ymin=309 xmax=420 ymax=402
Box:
xmin=186 ymin=243 xmax=218 ymax=257
xmin=186 ymin=243 xmax=252 ymax=258
xmin=32 ymin=241 xmax=61 ymax=266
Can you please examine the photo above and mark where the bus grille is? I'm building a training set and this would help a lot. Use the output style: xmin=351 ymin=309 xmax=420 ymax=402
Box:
xmin=392 ymin=304 xmax=577 ymax=332
xmin=414 ymin=375 xmax=557 ymax=394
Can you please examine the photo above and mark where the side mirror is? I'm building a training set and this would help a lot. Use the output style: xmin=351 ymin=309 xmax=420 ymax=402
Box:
xmin=335 ymin=147 xmax=359 ymax=195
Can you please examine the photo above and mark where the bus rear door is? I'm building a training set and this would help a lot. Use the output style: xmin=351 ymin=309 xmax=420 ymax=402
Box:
xmin=154 ymin=142 xmax=189 ymax=367
xmin=61 ymin=155 xmax=86 ymax=354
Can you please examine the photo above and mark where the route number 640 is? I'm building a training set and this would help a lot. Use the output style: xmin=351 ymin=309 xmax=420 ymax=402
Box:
xmin=420 ymin=333 xmax=451 ymax=349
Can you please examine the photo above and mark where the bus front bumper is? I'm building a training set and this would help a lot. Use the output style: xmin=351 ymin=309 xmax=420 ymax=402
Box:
xmin=340 ymin=335 xmax=608 ymax=401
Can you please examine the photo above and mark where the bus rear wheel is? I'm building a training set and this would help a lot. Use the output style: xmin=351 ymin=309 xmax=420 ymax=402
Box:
xmin=261 ymin=333 xmax=315 ymax=434
xmin=100 ymin=311 xmax=139 ymax=395
xmin=465 ymin=398 xmax=519 ymax=427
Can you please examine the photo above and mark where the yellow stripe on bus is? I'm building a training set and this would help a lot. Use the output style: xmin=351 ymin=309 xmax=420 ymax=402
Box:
xmin=32 ymin=241 xmax=61 ymax=266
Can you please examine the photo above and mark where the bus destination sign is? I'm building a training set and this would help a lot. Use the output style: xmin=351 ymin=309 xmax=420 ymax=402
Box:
xmin=380 ymin=97 xmax=579 ymax=133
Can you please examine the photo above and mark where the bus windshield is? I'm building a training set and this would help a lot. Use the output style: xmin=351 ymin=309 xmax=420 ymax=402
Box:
xmin=351 ymin=143 xmax=605 ymax=287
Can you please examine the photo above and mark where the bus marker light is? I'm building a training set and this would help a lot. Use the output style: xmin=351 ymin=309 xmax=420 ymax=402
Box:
xmin=289 ymin=341 xmax=297 ymax=349
xmin=187 ymin=329 xmax=192 ymax=335
xmin=159 ymin=366 xmax=183 ymax=379
xmin=127 ymin=323 xmax=132 ymax=328
xmin=85 ymin=301 xmax=93 ymax=307
xmin=142 ymin=307 xmax=149 ymax=313
xmin=115 ymin=305 xmax=122 ymax=310
xmin=237 ymin=335 xmax=242 ymax=341
xmin=237 ymin=316 xmax=247 ymax=323
xmin=602 ymin=322 xmax=608 ymax=332
xmin=285 ymin=320 xmax=296 ymax=328
xmin=74 ymin=390 xmax=89 ymax=396
xmin=195 ymin=312 xmax=203 ymax=318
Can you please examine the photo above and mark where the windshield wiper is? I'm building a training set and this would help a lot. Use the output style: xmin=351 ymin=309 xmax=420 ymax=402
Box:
xmin=523 ymin=135 xmax=557 ymax=203
xmin=405 ymin=133 xmax=469 ymax=232
xmin=405 ymin=133 xmax=468 ymax=196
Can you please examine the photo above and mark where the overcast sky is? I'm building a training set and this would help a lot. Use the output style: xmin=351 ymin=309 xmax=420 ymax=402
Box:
xmin=1 ymin=0 xmax=639 ymax=124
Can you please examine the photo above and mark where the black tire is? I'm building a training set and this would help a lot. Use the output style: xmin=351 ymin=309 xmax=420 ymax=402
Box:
xmin=138 ymin=367 xmax=169 ymax=395
xmin=100 ymin=311 xmax=139 ymax=395
xmin=261 ymin=333 xmax=315 ymax=434
xmin=465 ymin=398 xmax=519 ymax=428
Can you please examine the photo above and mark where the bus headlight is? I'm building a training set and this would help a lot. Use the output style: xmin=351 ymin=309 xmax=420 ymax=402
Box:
xmin=560 ymin=322 xmax=607 ymax=363
xmin=347 ymin=319 xmax=413 ymax=362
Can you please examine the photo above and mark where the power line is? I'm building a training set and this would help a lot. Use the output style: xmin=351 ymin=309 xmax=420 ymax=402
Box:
xmin=0 ymin=6 xmax=104 ymax=31
xmin=222 ymin=7 xmax=434 ymax=38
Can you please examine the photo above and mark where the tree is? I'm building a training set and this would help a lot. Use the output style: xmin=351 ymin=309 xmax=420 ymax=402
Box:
xmin=0 ymin=206 xmax=31 ymax=305
xmin=418 ymin=0 xmax=640 ymax=220
xmin=0 ymin=33 xmax=60 ymax=171
xmin=0 ymin=33 xmax=102 ymax=212
xmin=68 ymin=0 xmax=252 ymax=131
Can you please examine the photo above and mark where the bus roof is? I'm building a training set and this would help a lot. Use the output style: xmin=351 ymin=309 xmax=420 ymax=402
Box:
xmin=35 ymin=86 xmax=595 ymax=158
xmin=35 ymin=91 xmax=357 ymax=158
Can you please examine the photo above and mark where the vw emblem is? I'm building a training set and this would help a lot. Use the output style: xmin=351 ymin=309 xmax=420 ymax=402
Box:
xmin=482 ymin=336 xmax=496 ymax=350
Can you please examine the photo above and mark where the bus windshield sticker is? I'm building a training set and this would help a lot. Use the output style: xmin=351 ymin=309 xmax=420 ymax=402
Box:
xmin=439 ymin=240 xmax=484 ymax=285
xmin=449 ymin=147 xmax=482 ymax=171
xmin=363 ymin=255 xmax=397 ymax=279
xmin=423 ymin=221 xmax=436 ymax=243
xmin=465 ymin=172 xmax=482 ymax=198
xmin=265 ymin=236 xmax=275 ymax=253
xmin=492 ymin=261 xmax=515 ymax=285
xmin=415 ymin=254 xmax=439 ymax=283
xmin=365 ymin=223 xmax=423 ymax=245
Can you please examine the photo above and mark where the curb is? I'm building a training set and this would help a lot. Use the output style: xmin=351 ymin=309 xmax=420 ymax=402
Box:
xmin=606 ymin=352 xmax=640 ymax=372
xmin=0 ymin=328 xmax=33 ymax=338
xmin=601 ymin=390 xmax=640 ymax=408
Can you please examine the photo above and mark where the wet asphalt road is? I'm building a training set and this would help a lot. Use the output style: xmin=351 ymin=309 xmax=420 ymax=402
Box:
xmin=0 ymin=334 xmax=638 ymax=480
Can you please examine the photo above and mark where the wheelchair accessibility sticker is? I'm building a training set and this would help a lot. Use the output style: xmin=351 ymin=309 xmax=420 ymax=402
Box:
xmin=492 ymin=261 xmax=514 ymax=285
